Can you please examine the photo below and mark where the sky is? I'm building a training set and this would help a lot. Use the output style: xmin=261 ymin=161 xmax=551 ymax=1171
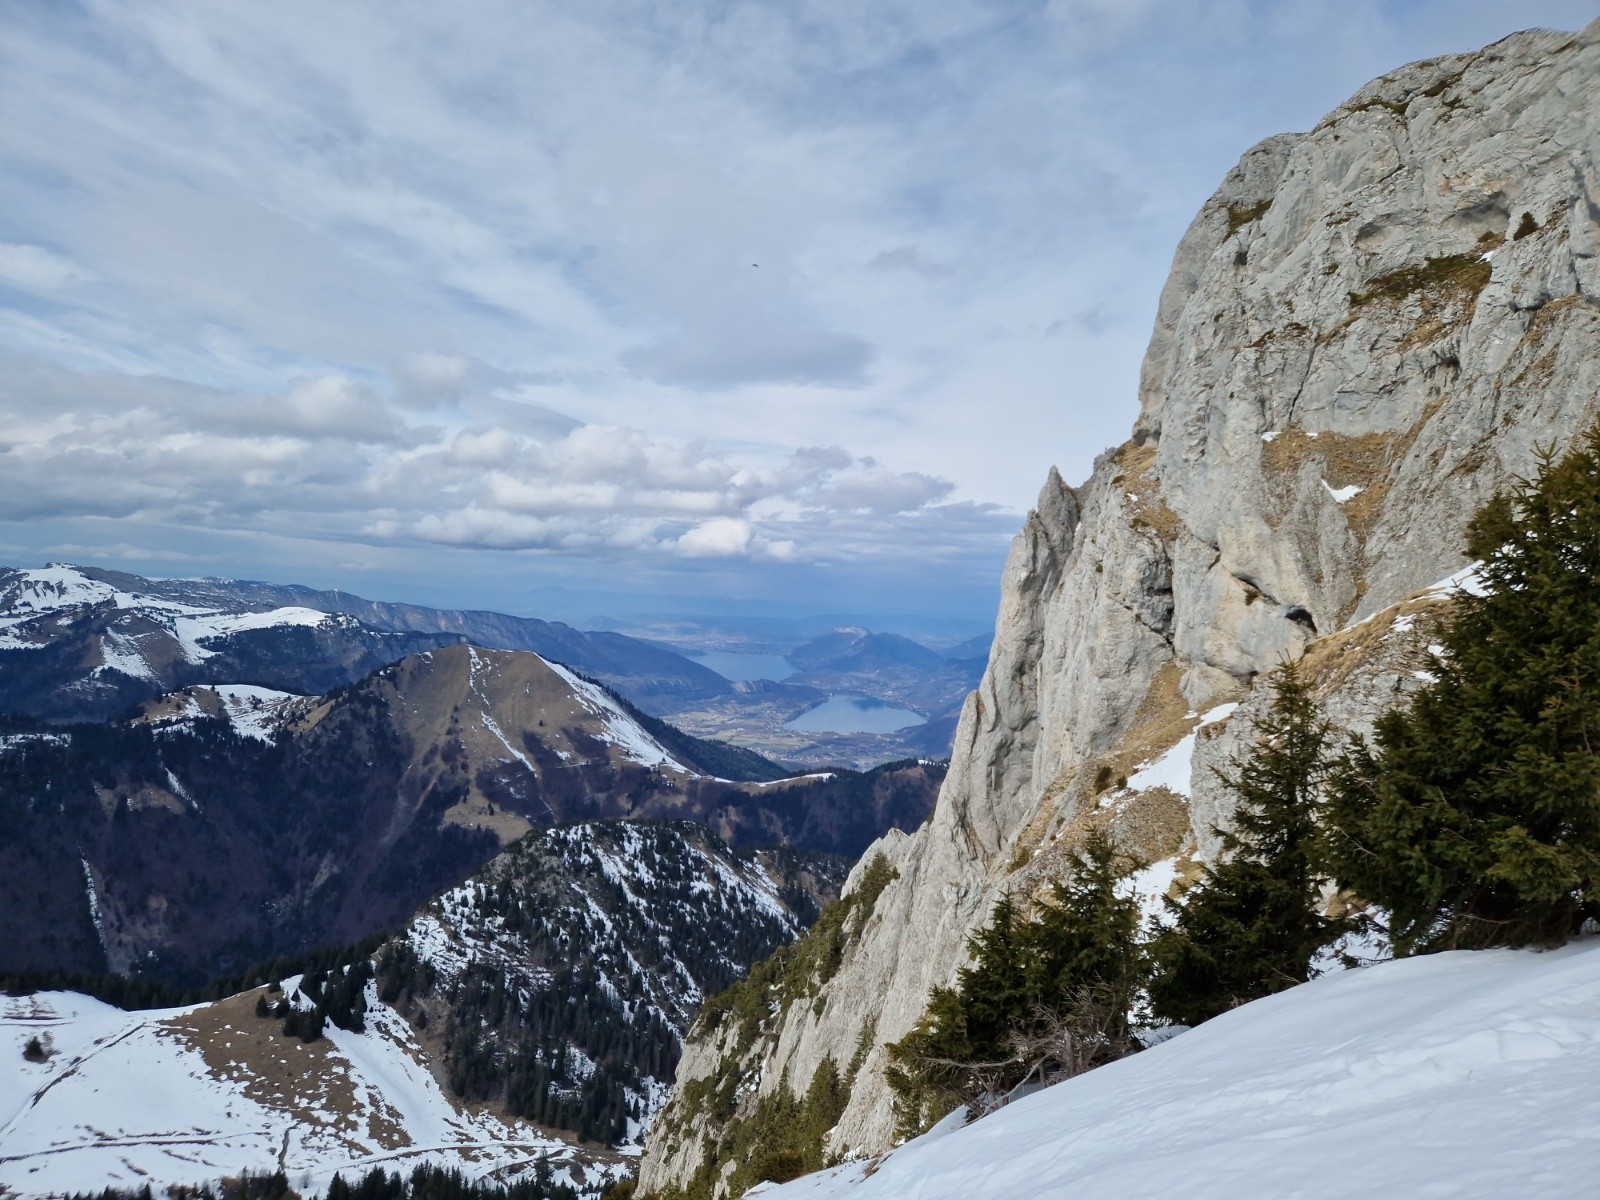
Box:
xmin=1 ymin=0 xmax=1596 ymax=628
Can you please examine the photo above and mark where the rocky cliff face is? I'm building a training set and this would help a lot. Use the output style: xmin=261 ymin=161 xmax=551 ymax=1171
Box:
xmin=640 ymin=19 xmax=1600 ymax=1193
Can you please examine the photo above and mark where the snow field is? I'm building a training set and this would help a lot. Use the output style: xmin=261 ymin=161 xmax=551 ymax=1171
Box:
xmin=0 ymin=988 xmax=590 ymax=1200
xmin=759 ymin=940 xmax=1600 ymax=1200
xmin=540 ymin=657 xmax=690 ymax=771
xmin=210 ymin=684 xmax=306 ymax=741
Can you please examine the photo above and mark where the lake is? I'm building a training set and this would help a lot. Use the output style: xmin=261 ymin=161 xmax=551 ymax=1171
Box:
xmin=785 ymin=694 xmax=927 ymax=734
xmin=691 ymin=650 xmax=796 ymax=682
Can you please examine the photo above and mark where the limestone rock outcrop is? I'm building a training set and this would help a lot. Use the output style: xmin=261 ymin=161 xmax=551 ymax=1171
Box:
xmin=640 ymin=19 xmax=1600 ymax=1193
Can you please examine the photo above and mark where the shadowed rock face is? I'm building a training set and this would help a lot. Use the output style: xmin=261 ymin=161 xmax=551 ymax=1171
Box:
xmin=641 ymin=19 xmax=1600 ymax=1190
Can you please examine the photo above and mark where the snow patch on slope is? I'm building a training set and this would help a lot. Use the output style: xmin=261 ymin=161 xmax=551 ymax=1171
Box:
xmin=541 ymin=658 xmax=689 ymax=771
xmin=1125 ymin=703 xmax=1236 ymax=799
xmin=173 ymin=608 xmax=330 ymax=662
xmin=211 ymin=684 xmax=303 ymax=741
xmin=95 ymin=630 xmax=160 ymax=681
xmin=0 ymin=565 xmax=335 ymax=671
xmin=80 ymin=860 xmax=106 ymax=955
xmin=1119 ymin=857 xmax=1180 ymax=926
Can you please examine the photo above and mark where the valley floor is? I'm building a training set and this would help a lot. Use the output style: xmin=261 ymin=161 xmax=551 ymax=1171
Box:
xmin=757 ymin=939 xmax=1600 ymax=1199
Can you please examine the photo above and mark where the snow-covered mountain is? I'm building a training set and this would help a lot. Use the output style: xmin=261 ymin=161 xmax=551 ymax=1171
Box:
xmin=751 ymin=940 xmax=1600 ymax=1200
xmin=0 ymin=563 xmax=974 ymax=764
xmin=0 ymin=819 xmax=844 ymax=1200
xmin=0 ymin=563 xmax=731 ymax=723
xmin=0 ymin=564 xmax=460 ymax=722
xmin=380 ymin=821 xmax=845 ymax=1147
xmin=0 ymin=987 xmax=609 ymax=1199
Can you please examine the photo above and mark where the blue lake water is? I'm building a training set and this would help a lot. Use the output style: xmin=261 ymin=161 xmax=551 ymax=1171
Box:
xmin=785 ymin=694 xmax=927 ymax=734
xmin=692 ymin=650 xmax=796 ymax=682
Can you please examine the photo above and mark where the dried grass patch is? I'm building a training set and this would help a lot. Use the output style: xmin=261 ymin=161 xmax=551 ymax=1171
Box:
xmin=1259 ymin=416 xmax=1453 ymax=557
xmin=1300 ymin=589 xmax=1450 ymax=698
xmin=1348 ymin=254 xmax=1491 ymax=310
xmin=1505 ymin=296 xmax=1598 ymax=391
xmin=440 ymin=796 xmax=532 ymax=844
xmin=1112 ymin=442 xmax=1184 ymax=543
xmin=1225 ymin=200 xmax=1272 ymax=236
xmin=159 ymin=989 xmax=409 ymax=1151
xmin=1006 ymin=662 xmax=1231 ymax=891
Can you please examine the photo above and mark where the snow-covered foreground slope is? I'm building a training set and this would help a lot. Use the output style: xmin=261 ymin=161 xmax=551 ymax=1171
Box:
xmin=0 ymin=989 xmax=615 ymax=1199
xmin=759 ymin=942 xmax=1600 ymax=1200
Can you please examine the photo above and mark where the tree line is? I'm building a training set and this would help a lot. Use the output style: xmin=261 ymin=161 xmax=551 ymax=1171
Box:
xmin=67 ymin=1163 xmax=580 ymax=1200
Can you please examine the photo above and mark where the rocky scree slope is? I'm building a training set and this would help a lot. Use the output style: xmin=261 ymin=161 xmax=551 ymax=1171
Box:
xmin=640 ymin=19 xmax=1600 ymax=1191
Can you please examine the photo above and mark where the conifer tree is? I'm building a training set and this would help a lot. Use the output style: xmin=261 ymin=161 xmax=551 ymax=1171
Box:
xmin=1147 ymin=660 xmax=1347 ymax=1026
xmin=1324 ymin=424 xmax=1600 ymax=953
xmin=885 ymin=831 xmax=1145 ymax=1134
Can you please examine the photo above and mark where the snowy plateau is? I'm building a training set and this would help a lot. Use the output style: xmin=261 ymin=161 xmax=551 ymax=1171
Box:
xmin=755 ymin=941 xmax=1600 ymax=1200
xmin=0 ymin=987 xmax=610 ymax=1199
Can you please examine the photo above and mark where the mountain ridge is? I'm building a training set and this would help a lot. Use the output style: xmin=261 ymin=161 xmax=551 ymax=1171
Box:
xmin=0 ymin=563 xmax=731 ymax=723
xmin=0 ymin=641 xmax=940 ymax=986
xmin=0 ymin=819 xmax=846 ymax=1200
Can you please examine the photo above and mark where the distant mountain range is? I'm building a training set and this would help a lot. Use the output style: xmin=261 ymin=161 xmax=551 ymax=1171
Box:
xmin=0 ymin=564 xmax=993 ymax=766
xmin=0 ymin=564 xmax=729 ymax=723
xmin=653 ymin=626 xmax=987 ymax=768
xmin=0 ymin=566 xmax=945 ymax=1196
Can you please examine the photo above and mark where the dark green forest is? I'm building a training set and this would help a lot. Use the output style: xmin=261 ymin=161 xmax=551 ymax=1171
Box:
xmin=67 ymin=1164 xmax=582 ymax=1200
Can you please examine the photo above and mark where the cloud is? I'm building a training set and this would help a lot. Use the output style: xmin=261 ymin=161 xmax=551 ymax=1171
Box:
xmin=814 ymin=464 xmax=952 ymax=514
xmin=0 ymin=244 xmax=98 ymax=291
xmin=867 ymin=246 xmax=953 ymax=278
xmin=676 ymin=517 xmax=754 ymax=557
xmin=0 ymin=350 xmax=1014 ymax=572
xmin=392 ymin=352 xmax=473 ymax=408
xmin=0 ymin=0 xmax=1590 ymax=616
xmin=42 ymin=541 xmax=219 ymax=564
xmin=624 ymin=325 xmax=875 ymax=389
xmin=275 ymin=375 xmax=404 ymax=441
